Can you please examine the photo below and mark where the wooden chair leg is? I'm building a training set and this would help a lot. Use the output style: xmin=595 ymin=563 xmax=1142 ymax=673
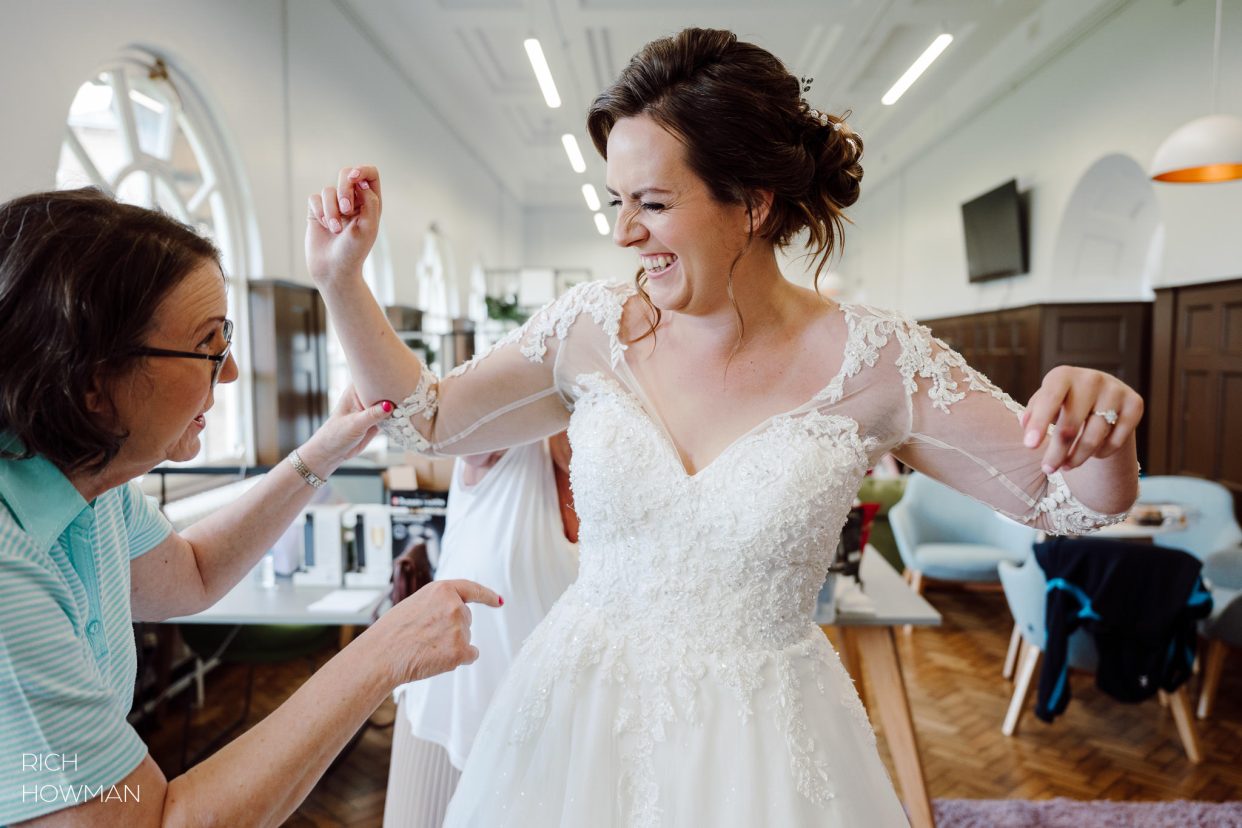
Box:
xmin=903 ymin=570 xmax=924 ymax=634
xmin=1197 ymin=638 xmax=1228 ymax=720
xmin=1167 ymin=685 xmax=1204 ymax=764
xmin=1003 ymin=624 xmax=1022 ymax=680
xmin=1003 ymin=641 xmax=1040 ymax=736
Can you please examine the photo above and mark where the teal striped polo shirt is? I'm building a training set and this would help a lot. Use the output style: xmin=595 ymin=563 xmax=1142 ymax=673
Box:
xmin=0 ymin=449 xmax=171 ymax=824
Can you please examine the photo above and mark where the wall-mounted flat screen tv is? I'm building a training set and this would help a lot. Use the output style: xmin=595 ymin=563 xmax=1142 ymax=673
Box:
xmin=961 ymin=179 xmax=1028 ymax=282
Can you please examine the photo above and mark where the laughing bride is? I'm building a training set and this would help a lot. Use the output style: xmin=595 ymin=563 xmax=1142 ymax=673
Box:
xmin=304 ymin=28 xmax=1140 ymax=827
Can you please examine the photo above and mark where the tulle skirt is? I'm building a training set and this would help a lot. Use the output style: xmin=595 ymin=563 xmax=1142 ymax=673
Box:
xmin=442 ymin=610 xmax=910 ymax=827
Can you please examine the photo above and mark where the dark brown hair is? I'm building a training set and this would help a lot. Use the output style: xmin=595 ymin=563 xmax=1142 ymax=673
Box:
xmin=587 ymin=27 xmax=863 ymax=341
xmin=0 ymin=188 xmax=220 ymax=474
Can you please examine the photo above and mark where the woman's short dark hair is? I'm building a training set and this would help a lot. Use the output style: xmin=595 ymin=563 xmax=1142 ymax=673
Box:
xmin=587 ymin=27 xmax=864 ymax=338
xmin=0 ymin=188 xmax=221 ymax=475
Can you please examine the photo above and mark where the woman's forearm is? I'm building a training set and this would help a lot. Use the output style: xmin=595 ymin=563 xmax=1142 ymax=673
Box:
xmin=163 ymin=631 xmax=391 ymax=827
xmin=176 ymin=393 xmax=394 ymax=608
xmin=177 ymin=460 xmax=326 ymax=605
xmin=320 ymin=276 xmax=425 ymax=407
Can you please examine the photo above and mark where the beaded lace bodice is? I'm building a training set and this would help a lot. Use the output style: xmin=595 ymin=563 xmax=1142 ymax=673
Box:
xmin=382 ymin=281 xmax=1126 ymax=822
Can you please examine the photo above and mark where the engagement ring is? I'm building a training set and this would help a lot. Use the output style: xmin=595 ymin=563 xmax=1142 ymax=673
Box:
xmin=1094 ymin=409 xmax=1119 ymax=426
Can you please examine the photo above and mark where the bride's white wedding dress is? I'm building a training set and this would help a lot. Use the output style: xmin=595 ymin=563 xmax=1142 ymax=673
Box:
xmin=380 ymin=281 xmax=1124 ymax=827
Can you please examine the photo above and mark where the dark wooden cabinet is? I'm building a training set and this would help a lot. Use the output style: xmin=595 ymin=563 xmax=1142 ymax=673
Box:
xmin=922 ymin=303 xmax=1151 ymax=403
xmin=921 ymin=302 xmax=1152 ymax=464
xmin=1148 ymin=278 xmax=1242 ymax=510
xmin=920 ymin=306 xmax=1043 ymax=403
xmin=248 ymin=280 xmax=329 ymax=465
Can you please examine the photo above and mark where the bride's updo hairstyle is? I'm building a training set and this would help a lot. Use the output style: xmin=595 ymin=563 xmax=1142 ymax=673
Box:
xmin=587 ymin=27 xmax=863 ymax=294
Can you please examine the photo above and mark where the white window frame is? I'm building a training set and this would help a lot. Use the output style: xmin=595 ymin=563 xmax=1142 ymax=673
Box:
xmin=56 ymin=49 xmax=261 ymax=500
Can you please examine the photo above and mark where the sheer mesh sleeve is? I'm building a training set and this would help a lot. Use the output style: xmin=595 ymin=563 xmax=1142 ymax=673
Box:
xmin=380 ymin=281 xmax=632 ymax=456
xmin=847 ymin=307 xmax=1131 ymax=534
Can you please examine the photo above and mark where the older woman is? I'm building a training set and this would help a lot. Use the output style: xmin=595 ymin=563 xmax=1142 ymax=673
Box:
xmin=0 ymin=188 xmax=500 ymax=827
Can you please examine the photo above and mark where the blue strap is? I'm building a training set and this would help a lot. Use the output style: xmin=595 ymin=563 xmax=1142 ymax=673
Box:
xmin=1046 ymin=578 xmax=1103 ymax=620
xmin=1186 ymin=580 xmax=1212 ymax=608
xmin=1046 ymin=662 xmax=1071 ymax=712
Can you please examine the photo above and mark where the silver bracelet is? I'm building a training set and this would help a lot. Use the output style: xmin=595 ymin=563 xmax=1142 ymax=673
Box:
xmin=287 ymin=449 xmax=326 ymax=489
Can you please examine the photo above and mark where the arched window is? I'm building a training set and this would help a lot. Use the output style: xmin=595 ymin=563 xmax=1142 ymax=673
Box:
xmin=57 ymin=50 xmax=258 ymax=466
xmin=417 ymin=225 xmax=452 ymax=334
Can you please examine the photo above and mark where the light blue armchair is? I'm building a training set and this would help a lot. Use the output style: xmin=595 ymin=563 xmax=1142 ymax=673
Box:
xmin=1137 ymin=475 xmax=1242 ymax=720
xmin=1198 ymin=588 xmax=1242 ymax=718
xmin=997 ymin=555 xmax=1204 ymax=762
xmin=889 ymin=472 xmax=1038 ymax=595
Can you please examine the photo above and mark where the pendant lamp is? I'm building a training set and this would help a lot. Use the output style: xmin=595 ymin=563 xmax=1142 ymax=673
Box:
xmin=1151 ymin=0 xmax=1242 ymax=183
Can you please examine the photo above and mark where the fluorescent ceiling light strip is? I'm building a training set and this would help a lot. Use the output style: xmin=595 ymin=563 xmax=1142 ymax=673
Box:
xmin=582 ymin=183 xmax=601 ymax=211
xmin=562 ymin=134 xmax=586 ymax=173
xmin=881 ymin=34 xmax=953 ymax=106
xmin=524 ymin=38 xmax=561 ymax=109
xmin=593 ymin=212 xmax=609 ymax=235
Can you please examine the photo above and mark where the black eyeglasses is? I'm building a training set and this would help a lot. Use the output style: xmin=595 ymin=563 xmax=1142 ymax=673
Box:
xmin=133 ymin=319 xmax=234 ymax=387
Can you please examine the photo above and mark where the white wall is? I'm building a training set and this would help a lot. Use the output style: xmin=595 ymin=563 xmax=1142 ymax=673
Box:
xmin=840 ymin=0 xmax=1242 ymax=318
xmin=0 ymin=0 xmax=523 ymax=309
xmin=523 ymin=206 xmax=638 ymax=284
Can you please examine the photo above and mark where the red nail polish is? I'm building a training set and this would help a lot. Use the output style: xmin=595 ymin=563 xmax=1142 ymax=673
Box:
xmin=381 ymin=400 xmax=394 ymax=413
xmin=498 ymin=596 xmax=504 ymax=607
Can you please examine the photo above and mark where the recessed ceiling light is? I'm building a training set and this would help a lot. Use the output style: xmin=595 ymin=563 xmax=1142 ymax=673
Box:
xmin=524 ymin=38 xmax=561 ymax=109
xmin=881 ymin=33 xmax=953 ymax=106
xmin=582 ymin=183 xmax=601 ymax=211
xmin=562 ymin=134 xmax=586 ymax=174
xmin=593 ymin=212 xmax=609 ymax=235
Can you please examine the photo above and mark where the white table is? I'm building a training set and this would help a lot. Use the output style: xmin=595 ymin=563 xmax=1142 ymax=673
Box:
xmin=1092 ymin=502 xmax=1193 ymax=541
xmin=828 ymin=550 xmax=941 ymax=828
xmin=165 ymin=576 xmax=387 ymax=626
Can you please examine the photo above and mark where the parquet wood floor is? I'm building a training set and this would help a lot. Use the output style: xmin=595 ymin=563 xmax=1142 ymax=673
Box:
xmin=142 ymin=588 xmax=1242 ymax=826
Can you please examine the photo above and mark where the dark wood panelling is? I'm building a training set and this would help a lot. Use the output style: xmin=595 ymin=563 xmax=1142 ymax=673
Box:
xmin=924 ymin=306 xmax=1041 ymax=403
xmin=1153 ymin=279 xmax=1242 ymax=509
xmin=249 ymin=280 xmax=329 ymax=465
xmin=1222 ymin=373 xmax=1242 ymax=486
xmin=924 ymin=303 xmax=1151 ymax=466
xmin=1148 ymin=291 xmax=1176 ymax=472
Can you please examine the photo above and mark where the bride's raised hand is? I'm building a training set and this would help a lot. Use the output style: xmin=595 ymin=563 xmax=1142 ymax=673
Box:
xmin=305 ymin=165 xmax=382 ymax=291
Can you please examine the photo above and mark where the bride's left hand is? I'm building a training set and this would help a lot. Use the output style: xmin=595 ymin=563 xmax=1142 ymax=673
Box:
xmin=1020 ymin=366 xmax=1143 ymax=475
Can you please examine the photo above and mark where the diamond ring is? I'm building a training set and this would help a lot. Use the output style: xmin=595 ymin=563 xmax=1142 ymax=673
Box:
xmin=1094 ymin=409 xmax=1119 ymax=426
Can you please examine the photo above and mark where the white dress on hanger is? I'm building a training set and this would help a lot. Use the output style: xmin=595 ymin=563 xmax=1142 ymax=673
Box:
xmin=392 ymin=439 xmax=577 ymax=769
xmin=379 ymin=281 xmax=1126 ymax=827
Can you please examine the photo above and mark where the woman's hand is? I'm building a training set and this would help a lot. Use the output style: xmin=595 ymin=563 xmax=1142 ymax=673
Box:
xmin=296 ymin=386 xmax=394 ymax=478
xmin=1021 ymin=366 xmax=1144 ymax=475
xmin=373 ymin=579 xmax=504 ymax=684
xmin=305 ymin=165 xmax=382 ymax=291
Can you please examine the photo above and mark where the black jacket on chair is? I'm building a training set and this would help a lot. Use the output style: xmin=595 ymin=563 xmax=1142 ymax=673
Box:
xmin=1033 ymin=536 xmax=1213 ymax=723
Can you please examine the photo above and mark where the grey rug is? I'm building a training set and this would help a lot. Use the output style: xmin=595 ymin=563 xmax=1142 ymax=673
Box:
xmin=933 ymin=798 xmax=1242 ymax=827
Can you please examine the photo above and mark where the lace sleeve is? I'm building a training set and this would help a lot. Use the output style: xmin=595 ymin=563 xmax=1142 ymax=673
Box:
xmin=380 ymin=281 xmax=632 ymax=456
xmin=843 ymin=306 xmax=1131 ymax=534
